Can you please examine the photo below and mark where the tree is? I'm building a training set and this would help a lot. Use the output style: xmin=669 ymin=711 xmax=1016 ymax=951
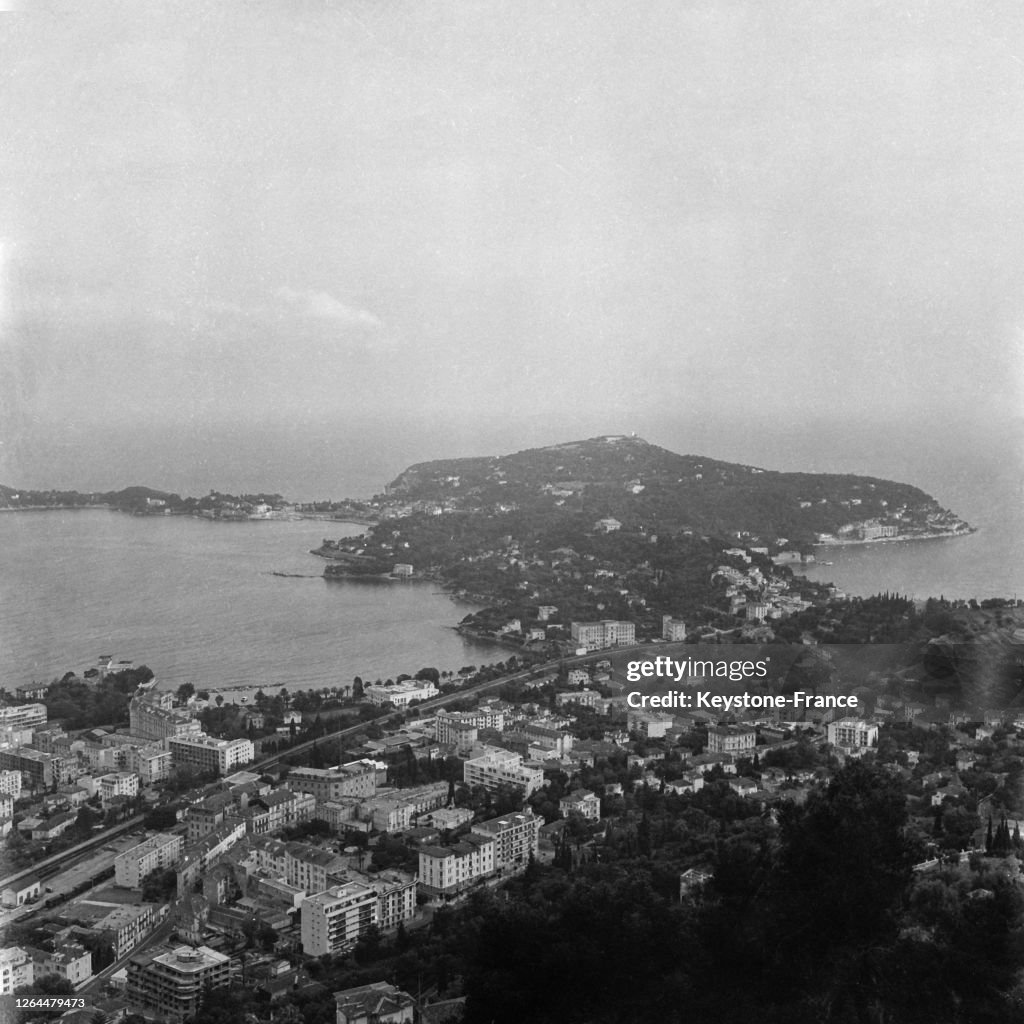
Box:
xmin=353 ymin=676 xmax=364 ymax=699
xmin=176 ymin=682 xmax=196 ymax=705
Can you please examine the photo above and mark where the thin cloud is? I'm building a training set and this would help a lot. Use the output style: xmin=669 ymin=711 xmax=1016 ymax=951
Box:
xmin=276 ymin=286 xmax=383 ymax=329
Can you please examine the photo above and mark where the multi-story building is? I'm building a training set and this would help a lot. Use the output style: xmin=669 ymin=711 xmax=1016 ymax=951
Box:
xmin=355 ymin=869 xmax=417 ymax=931
xmin=362 ymin=781 xmax=449 ymax=833
xmin=127 ymin=945 xmax=231 ymax=1022
xmin=128 ymin=744 xmax=173 ymax=785
xmin=0 ymin=947 xmax=33 ymax=995
xmin=285 ymin=842 xmax=347 ymax=895
xmin=285 ymin=762 xmax=377 ymax=803
xmin=555 ymin=689 xmax=601 ymax=711
xmin=185 ymin=792 xmax=236 ymax=842
xmin=570 ymin=620 xmax=636 ymax=651
xmin=0 ymin=770 xmax=22 ymax=799
xmin=706 ymin=726 xmax=757 ymax=756
xmin=662 ymin=615 xmax=687 ymax=642
xmin=417 ymin=834 xmax=495 ymax=896
xmin=418 ymin=806 xmax=474 ymax=831
xmin=434 ymin=708 xmax=506 ymax=745
xmin=559 ymin=789 xmax=601 ymax=821
xmin=168 ymin=735 xmax=253 ymax=776
xmin=627 ymin=711 xmax=674 ymax=740
xmin=129 ymin=695 xmax=201 ymax=744
xmin=0 ymin=704 xmax=47 ymax=732
xmin=827 ymin=718 xmax=879 ymax=751
xmin=115 ymin=833 xmax=185 ymax=889
xmin=463 ymin=747 xmax=543 ymax=797
xmin=471 ymin=810 xmax=541 ymax=871
xmin=230 ymin=789 xmax=315 ymax=835
xmin=176 ymin=821 xmax=246 ymax=892
xmin=363 ymin=680 xmax=439 ymax=708
xmin=27 ymin=942 xmax=92 ymax=989
xmin=300 ymin=881 xmax=378 ymax=956
xmin=71 ymin=899 xmax=166 ymax=959
xmin=0 ymin=748 xmax=69 ymax=789
xmin=335 ymin=982 xmax=416 ymax=1024
xmin=98 ymin=771 xmax=140 ymax=806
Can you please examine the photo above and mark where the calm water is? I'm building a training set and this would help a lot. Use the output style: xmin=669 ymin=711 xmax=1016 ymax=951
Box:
xmin=800 ymin=475 xmax=1024 ymax=601
xmin=2 ymin=468 xmax=1021 ymax=694
xmin=0 ymin=511 xmax=498 ymax=691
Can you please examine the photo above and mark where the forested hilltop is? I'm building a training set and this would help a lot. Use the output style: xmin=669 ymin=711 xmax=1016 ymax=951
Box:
xmin=380 ymin=435 xmax=969 ymax=545
xmin=317 ymin=436 xmax=973 ymax=639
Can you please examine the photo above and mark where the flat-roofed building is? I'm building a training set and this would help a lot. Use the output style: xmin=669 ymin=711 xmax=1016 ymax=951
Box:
xmin=70 ymin=898 xmax=165 ymax=959
xmin=128 ymin=744 xmax=173 ymax=785
xmin=827 ymin=718 xmax=879 ymax=751
xmin=169 ymin=734 xmax=253 ymax=775
xmin=300 ymin=882 xmax=377 ymax=956
xmin=570 ymin=620 xmax=636 ymax=652
xmin=0 ymin=704 xmax=47 ymax=732
xmin=115 ymin=833 xmax=185 ymax=889
xmin=463 ymin=747 xmax=543 ymax=797
xmin=471 ymin=810 xmax=541 ymax=871
xmin=128 ymin=945 xmax=231 ymax=1022
xmin=364 ymin=680 xmax=439 ymax=708
xmin=0 ymin=748 xmax=70 ymax=789
xmin=98 ymin=771 xmax=140 ymax=806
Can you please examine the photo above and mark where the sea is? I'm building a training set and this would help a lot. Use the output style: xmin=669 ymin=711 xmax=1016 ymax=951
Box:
xmin=0 ymin=511 xmax=499 ymax=693
xmin=1 ymin=435 xmax=1021 ymax=694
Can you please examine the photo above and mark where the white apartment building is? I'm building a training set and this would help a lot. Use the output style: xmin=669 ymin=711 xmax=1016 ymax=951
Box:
xmin=434 ymin=708 xmax=506 ymax=745
xmin=570 ymin=620 xmax=636 ymax=651
xmin=129 ymin=744 xmax=173 ymax=785
xmin=115 ymin=833 xmax=185 ymax=889
xmin=300 ymin=881 xmax=378 ymax=956
xmin=0 ymin=704 xmax=47 ymax=732
xmin=662 ymin=616 xmax=687 ymax=642
xmin=364 ymin=680 xmax=439 ymax=708
xmin=98 ymin=771 xmax=140 ymax=805
xmin=827 ymin=718 xmax=879 ymax=751
xmin=168 ymin=735 xmax=253 ymax=775
xmin=463 ymin=747 xmax=544 ymax=797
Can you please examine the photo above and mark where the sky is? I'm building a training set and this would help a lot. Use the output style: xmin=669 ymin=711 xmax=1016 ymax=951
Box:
xmin=2 ymin=0 xmax=1023 ymax=501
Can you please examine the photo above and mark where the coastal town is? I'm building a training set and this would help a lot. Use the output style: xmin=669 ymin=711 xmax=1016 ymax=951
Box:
xmin=2 ymin=575 xmax=1024 ymax=1022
